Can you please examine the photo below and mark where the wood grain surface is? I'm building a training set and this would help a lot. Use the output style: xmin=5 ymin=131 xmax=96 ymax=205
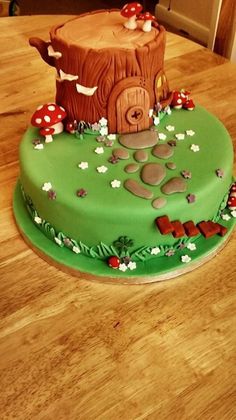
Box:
xmin=0 ymin=15 xmax=236 ymax=420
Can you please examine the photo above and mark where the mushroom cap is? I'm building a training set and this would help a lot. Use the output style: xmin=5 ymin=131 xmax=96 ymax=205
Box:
xmin=142 ymin=11 xmax=156 ymax=21
xmin=39 ymin=127 xmax=55 ymax=136
xmin=31 ymin=103 xmax=67 ymax=128
xmin=120 ymin=2 xmax=143 ymax=18
xmin=171 ymin=91 xmax=183 ymax=106
xmin=184 ymin=99 xmax=195 ymax=109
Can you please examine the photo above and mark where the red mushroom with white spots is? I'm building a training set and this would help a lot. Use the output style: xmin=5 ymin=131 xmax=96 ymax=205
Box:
xmin=227 ymin=196 xmax=236 ymax=210
xmin=120 ymin=2 xmax=143 ymax=30
xmin=139 ymin=12 xmax=156 ymax=32
xmin=31 ymin=103 xmax=67 ymax=143
xmin=171 ymin=91 xmax=184 ymax=109
xmin=230 ymin=183 xmax=236 ymax=197
xmin=183 ymin=99 xmax=195 ymax=111
xmin=227 ymin=183 xmax=236 ymax=209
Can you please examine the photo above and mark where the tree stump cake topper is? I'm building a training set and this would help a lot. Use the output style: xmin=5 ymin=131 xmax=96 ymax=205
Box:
xmin=29 ymin=9 xmax=172 ymax=134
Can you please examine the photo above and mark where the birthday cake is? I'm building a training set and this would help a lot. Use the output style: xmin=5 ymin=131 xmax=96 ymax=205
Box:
xmin=14 ymin=6 xmax=236 ymax=282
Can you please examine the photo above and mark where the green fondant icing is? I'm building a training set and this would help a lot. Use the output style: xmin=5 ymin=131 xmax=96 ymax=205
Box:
xmin=21 ymin=184 xmax=219 ymax=263
xmin=14 ymin=181 xmax=236 ymax=279
xmin=19 ymin=106 xmax=234 ymax=254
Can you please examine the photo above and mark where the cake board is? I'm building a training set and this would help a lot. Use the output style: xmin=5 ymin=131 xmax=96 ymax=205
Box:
xmin=13 ymin=181 xmax=236 ymax=285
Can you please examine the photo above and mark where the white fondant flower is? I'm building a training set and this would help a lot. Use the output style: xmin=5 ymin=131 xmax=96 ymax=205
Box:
xmin=97 ymin=165 xmax=108 ymax=173
xmin=221 ymin=213 xmax=231 ymax=221
xmin=34 ymin=143 xmax=44 ymax=150
xmin=100 ymin=126 xmax=108 ymax=136
xmin=34 ymin=216 xmax=42 ymax=224
xmin=151 ymin=247 xmax=161 ymax=255
xmin=78 ymin=161 xmax=88 ymax=170
xmin=107 ymin=134 xmax=116 ymax=141
xmin=186 ymin=129 xmax=195 ymax=136
xmin=166 ymin=106 xmax=172 ymax=115
xmin=99 ymin=117 xmax=108 ymax=127
xmin=128 ymin=261 xmax=136 ymax=270
xmin=190 ymin=144 xmax=200 ymax=152
xmin=72 ymin=246 xmax=81 ymax=254
xmin=95 ymin=147 xmax=104 ymax=154
xmin=166 ymin=125 xmax=175 ymax=132
xmin=42 ymin=182 xmax=52 ymax=192
xmin=231 ymin=210 xmax=236 ymax=218
xmin=181 ymin=255 xmax=191 ymax=263
xmin=175 ymin=133 xmax=185 ymax=141
xmin=55 ymin=237 xmax=62 ymax=246
xmin=111 ymin=179 xmax=121 ymax=188
xmin=119 ymin=263 xmax=128 ymax=272
xmin=187 ymin=243 xmax=196 ymax=251
xmin=149 ymin=109 xmax=154 ymax=117
xmin=153 ymin=116 xmax=160 ymax=126
xmin=159 ymin=132 xmax=167 ymax=141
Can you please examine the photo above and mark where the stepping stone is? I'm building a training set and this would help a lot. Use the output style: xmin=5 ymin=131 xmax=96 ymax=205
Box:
xmin=125 ymin=163 xmax=140 ymax=173
xmin=112 ymin=148 xmax=130 ymax=159
xmin=152 ymin=197 xmax=167 ymax=209
xmin=134 ymin=150 xmax=148 ymax=162
xmin=124 ymin=179 xmax=153 ymax=200
xmin=119 ymin=130 xmax=158 ymax=150
xmin=141 ymin=163 xmax=166 ymax=186
xmin=166 ymin=162 xmax=176 ymax=170
xmin=152 ymin=144 xmax=174 ymax=159
xmin=161 ymin=177 xmax=187 ymax=195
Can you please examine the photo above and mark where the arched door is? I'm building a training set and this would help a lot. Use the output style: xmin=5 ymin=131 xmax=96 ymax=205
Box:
xmin=108 ymin=77 xmax=151 ymax=134
xmin=116 ymin=87 xmax=150 ymax=134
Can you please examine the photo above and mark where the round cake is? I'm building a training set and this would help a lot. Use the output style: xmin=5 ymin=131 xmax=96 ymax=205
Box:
xmin=14 ymin=7 xmax=236 ymax=282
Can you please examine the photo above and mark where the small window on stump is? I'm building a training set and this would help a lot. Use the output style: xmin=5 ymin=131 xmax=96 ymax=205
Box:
xmin=155 ymin=70 xmax=170 ymax=106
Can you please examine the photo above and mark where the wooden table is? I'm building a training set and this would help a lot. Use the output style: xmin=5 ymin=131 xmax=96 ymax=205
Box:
xmin=0 ymin=15 xmax=236 ymax=420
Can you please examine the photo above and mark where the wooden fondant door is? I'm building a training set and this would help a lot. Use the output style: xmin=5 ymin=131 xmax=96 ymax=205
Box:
xmin=116 ymin=87 xmax=150 ymax=133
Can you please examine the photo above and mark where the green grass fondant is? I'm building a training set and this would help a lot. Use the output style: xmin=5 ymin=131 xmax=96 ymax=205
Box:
xmin=14 ymin=181 xmax=236 ymax=280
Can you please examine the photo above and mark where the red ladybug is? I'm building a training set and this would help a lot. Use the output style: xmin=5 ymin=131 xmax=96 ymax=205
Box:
xmin=108 ymin=256 xmax=120 ymax=269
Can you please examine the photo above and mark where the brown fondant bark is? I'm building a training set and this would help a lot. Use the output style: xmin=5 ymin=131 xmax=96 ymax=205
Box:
xmin=29 ymin=10 xmax=171 ymax=134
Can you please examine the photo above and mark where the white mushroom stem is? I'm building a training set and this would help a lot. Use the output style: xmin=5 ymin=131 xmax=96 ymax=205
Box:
xmin=142 ymin=20 xmax=152 ymax=32
xmin=124 ymin=15 xmax=137 ymax=30
xmin=50 ymin=121 xmax=64 ymax=134
xmin=45 ymin=134 xmax=53 ymax=143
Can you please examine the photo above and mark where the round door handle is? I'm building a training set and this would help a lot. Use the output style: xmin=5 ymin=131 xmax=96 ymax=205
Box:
xmin=126 ymin=106 xmax=144 ymax=125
